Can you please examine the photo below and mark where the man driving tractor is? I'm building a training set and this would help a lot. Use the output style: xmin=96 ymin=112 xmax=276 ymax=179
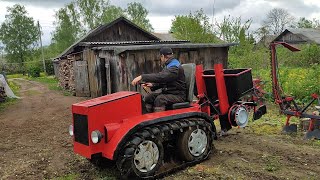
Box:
xmin=131 ymin=47 xmax=187 ymax=112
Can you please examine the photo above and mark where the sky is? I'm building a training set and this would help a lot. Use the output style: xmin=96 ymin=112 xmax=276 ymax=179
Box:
xmin=0 ymin=0 xmax=320 ymax=45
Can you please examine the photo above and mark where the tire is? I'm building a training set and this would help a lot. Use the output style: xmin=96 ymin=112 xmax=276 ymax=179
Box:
xmin=117 ymin=136 xmax=164 ymax=178
xmin=177 ymin=126 xmax=211 ymax=161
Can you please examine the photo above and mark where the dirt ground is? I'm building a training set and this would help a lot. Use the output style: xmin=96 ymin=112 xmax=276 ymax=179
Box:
xmin=0 ymin=78 xmax=320 ymax=180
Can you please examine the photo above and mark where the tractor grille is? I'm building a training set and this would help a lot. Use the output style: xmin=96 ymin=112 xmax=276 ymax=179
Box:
xmin=73 ymin=114 xmax=89 ymax=146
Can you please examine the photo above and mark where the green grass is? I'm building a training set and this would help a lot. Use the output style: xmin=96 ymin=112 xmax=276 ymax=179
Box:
xmin=52 ymin=173 xmax=79 ymax=180
xmin=0 ymin=80 xmax=20 ymax=112
xmin=7 ymin=73 xmax=73 ymax=96
xmin=262 ymin=155 xmax=281 ymax=172
xmin=0 ymin=97 xmax=19 ymax=112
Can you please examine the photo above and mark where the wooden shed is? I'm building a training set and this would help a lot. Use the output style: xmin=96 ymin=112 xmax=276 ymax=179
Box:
xmin=78 ymin=43 xmax=236 ymax=97
xmin=54 ymin=16 xmax=236 ymax=98
xmin=53 ymin=16 xmax=162 ymax=95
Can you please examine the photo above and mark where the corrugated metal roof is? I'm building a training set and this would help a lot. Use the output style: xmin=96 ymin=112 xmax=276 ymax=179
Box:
xmin=92 ymin=43 xmax=238 ymax=55
xmin=274 ymin=28 xmax=320 ymax=44
xmin=151 ymin=33 xmax=180 ymax=41
xmin=78 ymin=40 xmax=189 ymax=46
xmin=288 ymin=28 xmax=320 ymax=44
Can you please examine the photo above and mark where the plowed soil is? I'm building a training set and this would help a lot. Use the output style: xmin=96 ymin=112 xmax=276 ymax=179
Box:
xmin=0 ymin=78 xmax=319 ymax=180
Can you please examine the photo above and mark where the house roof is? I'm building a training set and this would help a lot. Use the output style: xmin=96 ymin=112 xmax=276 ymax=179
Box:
xmin=274 ymin=28 xmax=320 ymax=44
xmin=78 ymin=40 xmax=189 ymax=47
xmin=55 ymin=17 xmax=161 ymax=59
xmin=93 ymin=43 xmax=238 ymax=55
xmin=151 ymin=33 xmax=179 ymax=41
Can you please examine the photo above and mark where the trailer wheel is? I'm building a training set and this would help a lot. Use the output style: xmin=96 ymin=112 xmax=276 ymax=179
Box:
xmin=177 ymin=127 xmax=210 ymax=161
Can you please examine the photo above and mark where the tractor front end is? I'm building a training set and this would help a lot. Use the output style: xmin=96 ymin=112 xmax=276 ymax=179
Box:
xmin=69 ymin=91 xmax=142 ymax=159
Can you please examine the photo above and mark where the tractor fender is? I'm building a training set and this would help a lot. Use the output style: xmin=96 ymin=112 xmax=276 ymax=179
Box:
xmin=111 ymin=111 xmax=217 ymax=160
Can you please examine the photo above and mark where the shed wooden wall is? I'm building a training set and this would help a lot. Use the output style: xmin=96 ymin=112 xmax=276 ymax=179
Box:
xmin=98 ymin=47 xmax=228 ymax=94
xmin=53 ymin=61 xmax=59 ymax=77
xmin=278 ymin=32 xmax=307 ymax=44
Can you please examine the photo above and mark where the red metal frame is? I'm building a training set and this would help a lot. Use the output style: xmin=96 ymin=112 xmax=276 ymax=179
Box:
xmin=270 ymin=42 xmax=320 ymax=129
xmin=214 ymin=64 xmax=230 ymax=114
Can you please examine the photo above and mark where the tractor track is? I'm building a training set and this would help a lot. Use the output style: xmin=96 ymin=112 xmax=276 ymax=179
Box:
xmin=116 ymin=118 xmax=215 ymax=179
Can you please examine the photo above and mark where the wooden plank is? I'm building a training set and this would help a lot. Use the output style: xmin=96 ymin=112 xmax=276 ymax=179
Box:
xmin=105 ymin=58 xmax=111 ymax=94
xmin=109 ymin=55 xmax=120 ymax=93
xmin=126 ymin=52 xmax=135 ymax=91
xmin=85 ymin=49 xmax=99 ymax=97
xmin=119 ymin=53 xmax=128 ymax=91
xmin=74 ymin=61 xmax=90 ymax=97
xmin=189 ymin=50 xmax=199 ymax=65
xmin=178 ymin=51 xmax=189 ymax=64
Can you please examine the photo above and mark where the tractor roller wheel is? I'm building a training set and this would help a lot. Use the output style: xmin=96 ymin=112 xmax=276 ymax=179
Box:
xmin=132 ymin=139 xmax=164 ymax=176
xmin=177 ymin=126 xmax=211 ymax=161
xmin=116 ymin=134 xmax=164 ymax=178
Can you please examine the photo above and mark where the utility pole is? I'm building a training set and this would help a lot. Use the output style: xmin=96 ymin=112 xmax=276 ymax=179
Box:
xmin=37 ymin=20 xmax=46 ymax=74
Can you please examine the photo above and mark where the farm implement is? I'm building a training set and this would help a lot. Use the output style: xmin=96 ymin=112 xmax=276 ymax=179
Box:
xmin=68 ymin=62 xmax=266 ymax=179
xmin=270 ymin=42 xmax=320 ymax=139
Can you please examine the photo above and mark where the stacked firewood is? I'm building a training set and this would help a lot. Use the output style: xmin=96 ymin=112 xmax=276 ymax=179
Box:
xmin=58 ymin=57 xmax=75 ymax=93
xmin=0 ymin=83 xmax=6 ymax=103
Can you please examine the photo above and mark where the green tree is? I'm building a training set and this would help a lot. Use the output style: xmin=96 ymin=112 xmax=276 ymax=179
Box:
xmin=52 ymin=6 xmax=80 ymax=54
xmin=126 ymin=2 xmax=153 ymax=31
xmin=51 ymin=0 xmax=126 ymax=54
xmin=263 ymin=8 xmax=294 ymax=35
xmin=295 ymin=17 xmax=320 ymax=28
xmin=215 ymin=15 xmax=252 ymax=43
xmin=101 ymin=5 xmax=125 ymax=24
xmin=170 ymin=9 xmax=217 ymax=43
xmin=0 ymin=4 xmax=39 ymax=73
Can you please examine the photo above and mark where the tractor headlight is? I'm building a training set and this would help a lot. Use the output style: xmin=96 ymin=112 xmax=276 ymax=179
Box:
xmin=69 ymin=125 xmax=73 ymax=136
xmin=91 ymin=130 xmax=103 ymax=144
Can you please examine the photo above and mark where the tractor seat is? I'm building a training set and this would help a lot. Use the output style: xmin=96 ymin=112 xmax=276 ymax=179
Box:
xmin=171 ymin=63 xmax=196 ymax=110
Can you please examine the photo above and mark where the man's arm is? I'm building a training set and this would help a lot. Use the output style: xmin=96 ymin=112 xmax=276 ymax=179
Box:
xmin=141 ymin=67 xmax=179 ymax=83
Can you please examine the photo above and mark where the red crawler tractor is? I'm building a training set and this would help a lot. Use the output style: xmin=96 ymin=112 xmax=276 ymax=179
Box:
xmin=69 ymin=63 xmax=266 ymax=178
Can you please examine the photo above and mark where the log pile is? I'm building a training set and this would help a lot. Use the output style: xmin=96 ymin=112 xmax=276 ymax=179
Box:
xmin=58 ymin=57 xmax=76 ymax=93
xmin=0 ymin=83 xmax=6 ymax=103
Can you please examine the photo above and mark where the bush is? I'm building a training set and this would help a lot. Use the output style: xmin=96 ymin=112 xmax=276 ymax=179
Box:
xmin=45 ymin=59 xmax=54 ymax=75
xmin=28 ymin=64 xmax=41 ymax=77
xmin=255 ymin=66 xmax=320 ymax=103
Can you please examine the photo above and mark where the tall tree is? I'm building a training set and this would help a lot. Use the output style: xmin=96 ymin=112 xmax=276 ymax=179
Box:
xmin=170 ymin=9 xmax=218 ymax=43
xmin=51 ymin=6 xmax=81 ymax=54
xmin=101 ymin=5 xmax=125 ymax=24
xmin=263 ymin=8 xmax=294 ymax=35
xmin=52 ymin=0 xmax=124 ymax=54
xmin=126 ymin=2 xmax=153 ymax=32
xmin=295 ymin=17 xmax=320 ymax=28
xmin=215 ymin=15 xmax=252 ymax=43
xmin=0 ymin=4 xmax=39 ymax=67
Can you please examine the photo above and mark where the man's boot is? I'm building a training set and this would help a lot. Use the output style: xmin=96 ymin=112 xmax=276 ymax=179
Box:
xmin=154 ymin=106 xmax=166 ymax=112
xmin=145 ymin=104 xmax=154 ymax=113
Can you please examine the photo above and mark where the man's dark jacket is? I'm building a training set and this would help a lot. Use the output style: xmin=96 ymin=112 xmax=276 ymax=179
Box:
xmin=141 ymin=58 xmax=186 ymax=97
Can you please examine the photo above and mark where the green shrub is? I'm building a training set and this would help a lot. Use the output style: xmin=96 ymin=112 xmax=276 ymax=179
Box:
xmin=255 ymin=66 xmax=320 ymax=103
xmin=27 ymin=64 xmax=41 ymax=77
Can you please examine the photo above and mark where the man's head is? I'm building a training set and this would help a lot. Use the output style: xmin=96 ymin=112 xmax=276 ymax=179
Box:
xmin=159 ymin=47 xmax=173 ymax=64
